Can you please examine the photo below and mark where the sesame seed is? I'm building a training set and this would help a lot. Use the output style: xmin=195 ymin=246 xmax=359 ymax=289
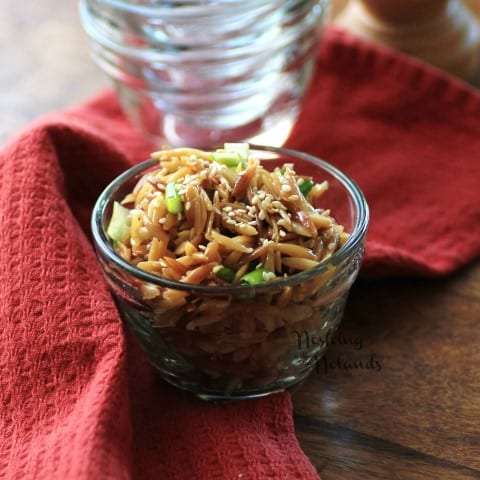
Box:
xmin=287 ymin=195 xmax=299 ymax=201
xmin=281 ymin=185 xmax=291 ymax=193
xmin=279 ymin=230 xmax=286 ymax=237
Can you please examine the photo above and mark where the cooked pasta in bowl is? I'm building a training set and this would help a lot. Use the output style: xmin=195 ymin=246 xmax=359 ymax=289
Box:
xmin=91 ymin=144 xmax=369 ymax=400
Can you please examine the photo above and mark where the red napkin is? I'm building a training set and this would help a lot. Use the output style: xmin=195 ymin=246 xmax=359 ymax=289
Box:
xmin=288 ymin=28 xmax=480 ymax=277
xmin=1 ymin=26 xmax=480 ymax=479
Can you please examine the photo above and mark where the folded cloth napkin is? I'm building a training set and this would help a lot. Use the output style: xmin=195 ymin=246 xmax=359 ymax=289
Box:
xmin=1 ymin=25 xmax=480 ymax=480
xmin=287 ymin=28 xmax=480 ymax=277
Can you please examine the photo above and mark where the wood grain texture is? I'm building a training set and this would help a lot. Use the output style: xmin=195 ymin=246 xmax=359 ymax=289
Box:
xmin=293 ymin=260 xmax=480 ymax=478
xmin=0 ymin=0 xmax=107 ymax=144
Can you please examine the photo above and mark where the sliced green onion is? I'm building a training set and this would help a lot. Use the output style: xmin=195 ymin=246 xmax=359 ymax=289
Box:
xmin=211 ymin=151 xmax=242 ymax=167
xmin=299 ymin=179 xmax=315 ymax=197
xmin=240 ymin=267 xmax=275 ymax=286
xmin=211 ymin=142 xmax=250 ymax=169
xmin=213 ymin=265 xmax=236 ymax=283
xmin=165 ymin=182 xmax=183 ymax=214
xmin=223 ymin=142 xmax=249 ymax=165
xmin=106 ymin=201 xmax=131 ymax=244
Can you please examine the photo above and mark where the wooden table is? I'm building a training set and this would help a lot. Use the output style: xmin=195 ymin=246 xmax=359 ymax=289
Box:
xmin=0 ymin=0 xmax=107 ymax=145
xmin=293 ymin=262 xmax=480 ymax=479
xmin=2 ymin=1 xmax=479 ymax=478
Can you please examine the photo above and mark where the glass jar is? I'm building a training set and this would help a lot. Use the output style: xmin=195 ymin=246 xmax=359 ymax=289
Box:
xmin=79 ymin=0 xmax=330 ymax=147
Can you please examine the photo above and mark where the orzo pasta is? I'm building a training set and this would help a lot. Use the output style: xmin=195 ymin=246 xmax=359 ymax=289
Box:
xmin=107 ymin=144 xmax=349 ymax=288
xmin=103 ymin=144 xmax=356 ymax=395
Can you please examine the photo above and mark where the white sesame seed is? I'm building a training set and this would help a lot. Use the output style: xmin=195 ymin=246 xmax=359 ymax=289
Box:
xmin=281 ymin=185 xmax=291 ymax=193
xmin=288 ymin=195 xmax=299 ymax=201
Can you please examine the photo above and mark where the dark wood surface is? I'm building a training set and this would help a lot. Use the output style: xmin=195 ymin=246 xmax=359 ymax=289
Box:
xmin=0 ymin=0 xmax=107 ymax=145
xmin=2 ymin=1 xmax=479 ymax=479
xmin=293 ymin=262 xmax=480 ymax=479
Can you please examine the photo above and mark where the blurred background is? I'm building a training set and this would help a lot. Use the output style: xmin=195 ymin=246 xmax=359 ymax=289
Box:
xmin=1 ymin=0 xmax=479 ymax=144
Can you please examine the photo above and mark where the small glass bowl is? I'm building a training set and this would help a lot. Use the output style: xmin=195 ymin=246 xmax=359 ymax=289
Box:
xmin=91 ymin=145 xmax=368 ymax=400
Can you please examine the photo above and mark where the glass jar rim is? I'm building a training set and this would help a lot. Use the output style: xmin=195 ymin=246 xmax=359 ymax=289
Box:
xmin=91 ymin=144 xmax=369 ymax=294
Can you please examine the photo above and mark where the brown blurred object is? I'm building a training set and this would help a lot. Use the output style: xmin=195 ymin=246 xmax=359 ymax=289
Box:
xmin=331 ymin=0 xmax=480 ymax=84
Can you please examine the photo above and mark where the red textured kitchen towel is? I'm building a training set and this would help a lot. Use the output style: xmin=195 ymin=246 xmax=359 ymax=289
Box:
xmin=0 ymin=101 xmax=319 ymax=479
xmin=287 ymin=28 xmax=480 ymax=277
xmin=1 ymin=25 xmax=480 ymax=480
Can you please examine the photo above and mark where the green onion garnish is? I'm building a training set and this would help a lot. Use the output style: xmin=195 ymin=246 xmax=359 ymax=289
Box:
xmin=213 ymin=266 xmax=236 ymax=283
xmin=240 ymin=267 xmax=275 ymax=286
xmin=299 ymin=179 xmax=315 ymax=197
xmin=106 ymin=201 xmax=131 ymax=244
xmin=165 ymin=182 xmax=183 ymax=214
xmin=224 ymin=142 xmax=249 ymax=166
xmin=211 ymin=151 xmax=242 ymax=167
xmin=211 ymin=142 xmax=250 ymax=169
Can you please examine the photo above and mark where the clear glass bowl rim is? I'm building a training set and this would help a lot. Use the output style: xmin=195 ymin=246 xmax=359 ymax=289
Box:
xmin=91 ymin=144 xmax=369 ymax=295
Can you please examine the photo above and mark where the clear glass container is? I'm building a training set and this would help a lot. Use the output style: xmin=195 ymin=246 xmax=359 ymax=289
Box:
xmin=91 ymin=145 xmax=369 ymax=400
xmin=79 ymin=0 xmax=330 ymax=148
